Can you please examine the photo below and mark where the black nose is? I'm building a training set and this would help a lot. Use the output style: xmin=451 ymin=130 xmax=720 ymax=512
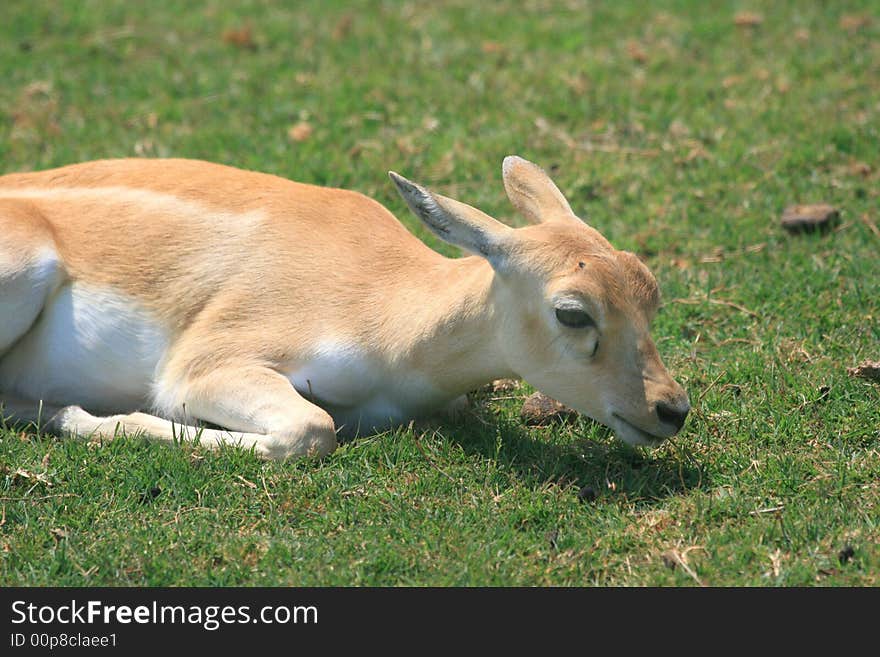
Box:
xmin=656 ymin=401 xmax=689 ymax=432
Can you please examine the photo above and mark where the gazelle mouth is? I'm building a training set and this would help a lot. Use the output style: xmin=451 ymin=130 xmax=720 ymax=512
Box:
xmin=611 ymin=413 xmax=666 ymax=447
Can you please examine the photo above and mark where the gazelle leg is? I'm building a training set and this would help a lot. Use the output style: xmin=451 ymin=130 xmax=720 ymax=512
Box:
xmin=1 ymin=367 xmax=338 ymax=461
xmin=154 ymin=364 xmax=338 ymax=459
xmin=0 ymin=396 xmax=300 ymax=460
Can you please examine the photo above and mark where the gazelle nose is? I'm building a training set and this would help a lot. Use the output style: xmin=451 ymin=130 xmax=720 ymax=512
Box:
xmin=655 ymin=400 xmax=690 ymax=432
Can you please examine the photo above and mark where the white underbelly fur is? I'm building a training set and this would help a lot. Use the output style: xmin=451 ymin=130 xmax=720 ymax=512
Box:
xmin=0 ymin=285 xmax=449 ymax=432
xmin=0 ymin=283 xmax=168 ymax=412
xmin=286 ymin=341 xmax=446 ymax=435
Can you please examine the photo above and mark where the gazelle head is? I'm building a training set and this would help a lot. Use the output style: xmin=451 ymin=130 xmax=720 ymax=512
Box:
xmin=390 ymin=155 xmax=690 ymax=447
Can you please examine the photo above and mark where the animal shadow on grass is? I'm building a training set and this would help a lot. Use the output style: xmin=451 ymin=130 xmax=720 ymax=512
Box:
xmin=446 ymin=408 xmax=707 ymax=504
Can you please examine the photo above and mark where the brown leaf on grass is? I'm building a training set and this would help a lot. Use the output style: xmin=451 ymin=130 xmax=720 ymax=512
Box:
xmin=722 ymin=75 xmax=743 ymax=89
xmin=481 ymin=41 xmax=505 ymax=54
xmin=12 ymin=81 xmax=60 ymax=135
xmin=395 ymin=136 xmax=418 ymax=155
xmin=333 ymin=14 xmax=353 ymax=40
xmin=287 ymin=121 xmax=313 ymax=142
xmin=847 ymin=360 xmax=880 ymax=382
xmin=839 ymin=14 xmax=871 ymax=33
xmin=817 ymin=567 xmax=839 ymax=579
xmin=849 ymin=161 xmax=872 ymax=177
xmin=22 ymin=80 xmax=52 ymax=98
xmin=667 ymin=119 xmax=690 ymax=139
xmin=222 ymin=25 xmax=256 ymax=50
xmin=672 ymin=141 xmax=710 ymax=166
xmin=734 ymin=12 xmax=763 ymax=27
xmin=625 ymin=39 xmax=648 ymax=63
xmin=861 ymin=213 xmax=880 ymax=238
xmin=563 ymin=72 xmax=589 ymax=95
xmin=794 ymin=28 xmax=811 ymax=43
xmin=683 ymin=145 xmax=710 ymax=162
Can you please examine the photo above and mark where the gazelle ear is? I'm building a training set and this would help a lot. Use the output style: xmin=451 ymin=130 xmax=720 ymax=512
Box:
xmin=502 ymin=155 xmax=576 ymax=224
xmin=389 ymin=171 xmax=513 ymax=271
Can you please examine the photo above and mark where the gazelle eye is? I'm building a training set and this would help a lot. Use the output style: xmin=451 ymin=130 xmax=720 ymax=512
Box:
xmin=555 ymin=307 xmax=595 ymax=329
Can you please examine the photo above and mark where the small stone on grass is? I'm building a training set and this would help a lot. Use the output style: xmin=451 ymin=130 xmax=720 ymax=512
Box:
xmin=781 ymin=204 xmax=840 ymax=234
xmin=577 ymin=486 xmax=597 ymax=503
xmin=847 ymin=360 xmax=880 ymax=382
xmin=139 ymin=485 xmax=162 ymax=504
xmin=520 ymin=392 xmax=578 ymax=426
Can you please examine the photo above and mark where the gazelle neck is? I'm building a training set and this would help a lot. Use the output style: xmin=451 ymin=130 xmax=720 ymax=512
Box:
xmin=401 ymin=255 xmax=516 ymax=399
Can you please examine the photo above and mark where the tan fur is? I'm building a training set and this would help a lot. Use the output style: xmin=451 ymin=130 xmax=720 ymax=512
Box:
xmin=0 ymin=156 xmax=689 ymax=459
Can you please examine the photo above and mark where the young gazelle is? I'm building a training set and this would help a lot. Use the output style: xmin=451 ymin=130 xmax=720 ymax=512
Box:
xmin=0 ymin=156 xmax=689 ymax=459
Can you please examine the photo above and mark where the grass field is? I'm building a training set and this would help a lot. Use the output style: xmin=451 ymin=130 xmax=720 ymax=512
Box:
xmin=1 ymin=0 xmax=878 ymax=586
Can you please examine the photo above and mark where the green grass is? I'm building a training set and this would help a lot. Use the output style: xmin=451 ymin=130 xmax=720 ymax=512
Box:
xmin=1 ymin=0 xmax=878 ymax=586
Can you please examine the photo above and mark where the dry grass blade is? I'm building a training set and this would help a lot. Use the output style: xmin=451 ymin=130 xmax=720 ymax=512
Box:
xmin=861 ymin=214 xmax=880 ymax=239
xmin=708 ymin=299 xmax=759 ymax=318
xmin=233 ymin=474 xmax=257 ymax=489
xmin=0 ymin=493 xmax=76 ymax=502
xmin=698 ymin=371 xmax=726 ymax=402
xmin=670 ymin=296 xmax=759 ymax=318
xmin=662 ymin=548 xmax=706 ymax=586
xmin=749 ymin=505 xmax=785 ymax=515
xmin=413 ymin=429 xmax=457 ymax=482
xmin=260 ymin=473 xmax=275 ymax=512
